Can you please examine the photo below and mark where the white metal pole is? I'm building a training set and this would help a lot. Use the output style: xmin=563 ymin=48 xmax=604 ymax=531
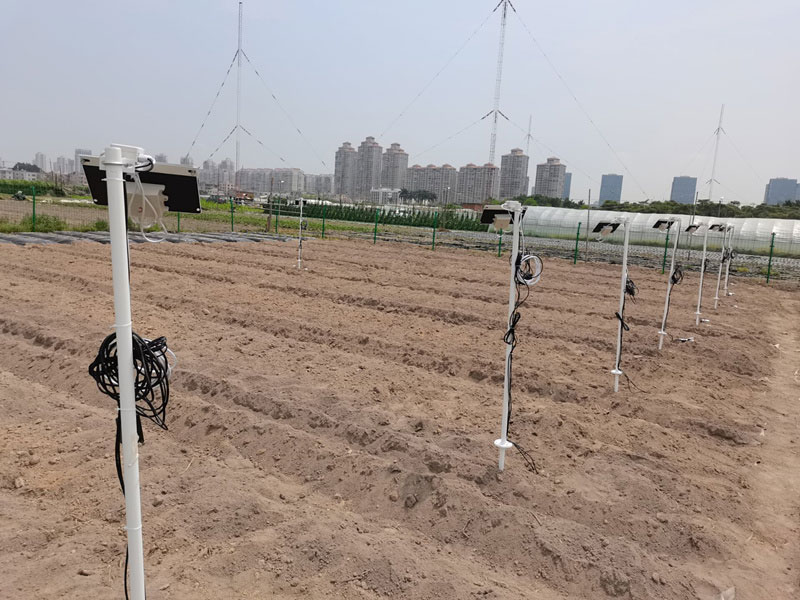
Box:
xmin=612 ymin=223 xmax=631 ymax=393
xmin=103 ymin=146 xmax=146 ymax=600
xmin=495 ymin=202 xmax=521 ymax=471
xmin=234 ymin=1 xmax=243 ymax=192
xmin=723 ymin=225 xmax=734 ymax=296
xmin=658 ymin=223 xmax=681 ymax=350
xmin=713 ymin=226 xmax=728 ymax=309
xmin=695 ymin=225 xmax=709 ymax=325
xmin=297 ymin=197 xmax=303 ymax=269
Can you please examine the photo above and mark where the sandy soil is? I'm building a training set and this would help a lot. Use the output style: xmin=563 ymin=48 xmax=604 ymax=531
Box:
xmin=0 ymin=237 xmax=798 ymax=599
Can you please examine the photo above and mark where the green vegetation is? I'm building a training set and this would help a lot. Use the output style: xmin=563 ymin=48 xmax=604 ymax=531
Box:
xmin=0 ymin=179 xmax=90 ymax=198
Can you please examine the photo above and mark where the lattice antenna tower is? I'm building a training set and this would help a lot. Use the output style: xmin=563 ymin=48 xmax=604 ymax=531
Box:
xmin=488 ymin=0 xmax=512 ymax=165
xmin=706 ymin=104 xmax=725 ymax=204
xmin=235 ymin=1 xmax=243 ymax=191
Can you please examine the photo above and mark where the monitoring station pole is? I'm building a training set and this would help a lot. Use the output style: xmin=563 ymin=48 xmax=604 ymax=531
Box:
xmin=297 ymin=197 xmax=304 ymax=270
xmin=612 ymin=222 xmax=631 ymax=393
xmin=695 ymin=225 xmax=710 ymax=325
xmin=495 ymin=200 xmax=523 ymax=471
xmin=723 ymin=225 xmax=735 ymax=296
xmin=658 ymin=222 xmax=681 ymax=350
xmin=713 ymin=226 xmax=729 ymax=309
xmin=102 ymin=146 xmax=147 ymax=600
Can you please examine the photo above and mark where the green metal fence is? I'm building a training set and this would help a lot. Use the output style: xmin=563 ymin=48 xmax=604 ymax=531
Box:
xmin=2 ymin=193 xmax=799 ymax=282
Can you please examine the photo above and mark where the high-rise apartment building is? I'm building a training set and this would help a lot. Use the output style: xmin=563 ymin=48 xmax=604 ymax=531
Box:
xmin=763 ymin=177 xmax=798 ymax=205
xmin=599 ymin=174 xmax=623 ymax=204
xmin=355 ymin=136 xmax=383 ymax=200
xmin=238 ymin=168 xmax=274 ymax=194
xmin=499 ymin=148 xmax=529 ymax=200
xmin=456 ymin=163 xmax=500 ymax=205
xmin=34 ymin=152 xmax=47 ymax=172
xmin=180 ymin=155 xmax=194 ymax=167
xmin=381 ymin=143 xmax=408 ymax=190
xmin=271 ymin=168 xmax=305 ymax=195
xmin=54 ymin=156 xmax=71 ymax=174
xmin=405 ymin=164 xmax=459 ymax=203
xmin=74 ymin=148 xmax=92 ymax=173
xmin=670 ymin=176 xmax=697 ymax=204
xmin=562 ymin=172 xmax=572 ymax=200
xmin=534 ymin=157 xmax=567 ymax=199
xmin=334 ymin=142 xmax=358 ymax=198
xmin=304 ymin=174 xmax=334 ymax=196
xmin=154 ymin=153 xmax=168 ymax=164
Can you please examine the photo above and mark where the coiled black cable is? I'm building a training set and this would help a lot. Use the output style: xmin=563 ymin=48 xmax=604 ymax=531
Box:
xmin=88 ymin=331 xmax=172 ymax=600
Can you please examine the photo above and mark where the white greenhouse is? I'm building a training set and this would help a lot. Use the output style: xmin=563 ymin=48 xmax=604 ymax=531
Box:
xmin=521 ymin=206 xmax=800 ymax=256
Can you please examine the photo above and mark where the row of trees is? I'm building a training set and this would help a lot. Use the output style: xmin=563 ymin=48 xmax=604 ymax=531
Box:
xmin=398 ymin=188 xmax=438 ymax=204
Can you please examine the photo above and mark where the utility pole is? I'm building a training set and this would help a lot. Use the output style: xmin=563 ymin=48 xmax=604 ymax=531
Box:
xmin=488 ymin=0 xmax=510 ymax=165
xmin=706 ymin=104 xmax=724 ymax=209
xmin=234 ymin=1 xmax=243 ymax=193
xmin=524 ymin=115 xmax=533 ymax=155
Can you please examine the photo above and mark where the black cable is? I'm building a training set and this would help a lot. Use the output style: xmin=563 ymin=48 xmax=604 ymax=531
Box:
xmin=89 ymin=331 xmax=172 ymax=600
xmin=613 ymin=276 xmax=647 ymax=393
xmin=503 ymin=227 xmax=540 ymax=473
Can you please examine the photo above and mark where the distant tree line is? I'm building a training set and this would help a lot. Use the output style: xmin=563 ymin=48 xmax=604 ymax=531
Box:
xmin=399 ymin=188 xmax=437 ymax=204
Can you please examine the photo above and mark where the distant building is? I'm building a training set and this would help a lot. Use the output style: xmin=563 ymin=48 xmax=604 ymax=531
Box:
xmin=599 ymin=173 xmax=623 ymax=204
xmin=562 ymin=172 xmax=572 ymax=200
xmin=54 ymin=156 xmax=72 ymax=174
xmin=763 ymin=178 xmax=798 ymax=205
xmin=456 ymin=163 xmax=499 ymax=205
xmin=534 ymin=157 xmax=566 ymax=199
xmin=670 ymin=176 xmax=697 ymax=204
xmin=405 ymin=164 xmax=458 ymax=204
xmin=271 ymin=168 xmax=304 ymax=195
xmin=370 ymin=188 xmax=401 ymax=205
xmin=154 ymin=153 xmax=168 ymax=164
xmin=334 ymin=142 xmax=358 ymax=198
xmin=381 ymin=143 xmax=408 ymax=190
xmin=34 ymin=152 xmax=47 ymax=172
xmin=354 ymin=137 xmax=383 ymax=200
xmin=180 ymin=155 xmax=194 ymax=167
xmin=238 ymin=168 xmax=273 ymax=194
xmin=304 ymin=173 xmax=334 ymax=196
xmin=499 ymin=148 xmax=529 ymax=200
xmin=74 ymin=148 xmax=92 ymax=173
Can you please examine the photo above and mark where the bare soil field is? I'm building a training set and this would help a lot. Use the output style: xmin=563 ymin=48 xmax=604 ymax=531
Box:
xmin=1 ymin=237 xmax=798 ymax=599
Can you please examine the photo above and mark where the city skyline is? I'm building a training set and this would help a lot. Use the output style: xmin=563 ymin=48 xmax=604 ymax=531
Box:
xmin=2 ymin=1 xmax=798 ymax=205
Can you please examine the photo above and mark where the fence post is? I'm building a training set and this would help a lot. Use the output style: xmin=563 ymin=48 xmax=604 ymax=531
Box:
xmin=373 ymin=208 xmax=379 ymax=244
xmin=431 ymin=211 xmax=438 ymax=251
xmin=766 ymin=231 xmax=776 ymax=283
xmin=31 ymin=186 xmax=36 ymax=232
xmin=322 ymin=203 xmax=327 ymax=239
xmin=177 ymin=212 xmax=180 ymax=233
xmin=275 ymin=201 xmax=280 ymax=233
xmin=229 ymin=197 xmax=235 ymax=232
xmin=573 ymin=222 xmax=581 ymax=264
xmin=661 ymin=230 xmax=670 ymax=274
xmin=497 ymin=232 xmax=502 ymax=257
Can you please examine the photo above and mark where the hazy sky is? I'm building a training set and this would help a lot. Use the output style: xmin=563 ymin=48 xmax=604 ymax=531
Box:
xmin=2 ymin=0 xmax=798 ymax=203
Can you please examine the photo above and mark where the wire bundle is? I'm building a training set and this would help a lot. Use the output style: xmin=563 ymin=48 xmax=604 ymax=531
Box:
xmin=504 ymin=228 xmax=542 ymax=473
xmin=89 ymin=331 xmax=173 ymax=600
xmin=88 ymin=332 xmax=172 ymax=430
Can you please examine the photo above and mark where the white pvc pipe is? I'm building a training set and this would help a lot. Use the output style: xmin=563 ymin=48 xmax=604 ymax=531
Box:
xmin=713 ymin=226 xmax=729 ymax=309
xmin=723 ymin=225 xmax=734 ymax=296
xmin=612 ymin=223 xmax=631 ymax=393
xmin=297 ymin=197 xmax=304 ymax=270
xmin=695 ymin=226 xmax=709 ymax=326
xmin=103 ymin=146 xmax=146 ymax=600
xmin=495 ymin=203 xmax=521 ymax=470
xmin=658 ymin=223 xmax=681 ymax=350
